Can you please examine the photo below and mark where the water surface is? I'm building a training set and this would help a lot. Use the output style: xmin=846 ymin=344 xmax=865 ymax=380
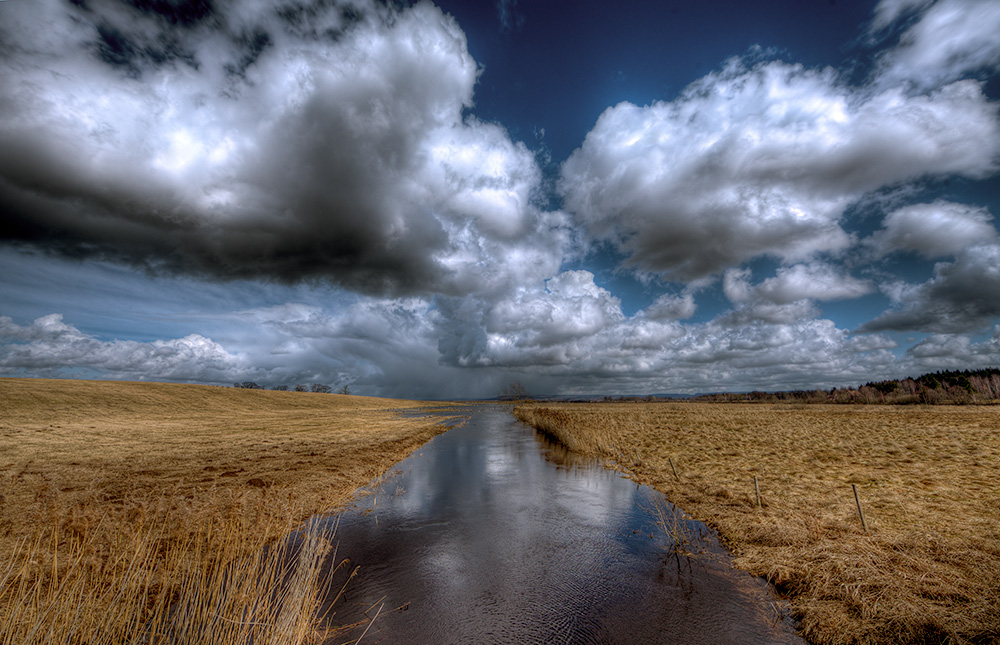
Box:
xmin=312 ymin=406 xmax=803 ymax=644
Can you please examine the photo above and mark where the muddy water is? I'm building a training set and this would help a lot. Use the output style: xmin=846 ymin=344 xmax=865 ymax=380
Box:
xmin=311 ymin=406 xmax=803 ymax=644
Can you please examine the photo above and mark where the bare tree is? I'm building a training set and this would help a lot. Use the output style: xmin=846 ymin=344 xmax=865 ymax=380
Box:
xmin=338 ymin=384 xmax=351 ymax=395
xmin=501 ymin=381 xmax=529 ymax=401
xmin=234 ymin=381 xmax=262 ymax=389
xmin=294 ymin=384 xmax=309 ymax=392
xmin=310 ymin=383 xmax=332 ymax=393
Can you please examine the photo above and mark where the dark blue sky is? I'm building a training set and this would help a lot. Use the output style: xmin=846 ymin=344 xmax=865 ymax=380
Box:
xmin=1 ymin=0 xmax=999 ymax=398
xmin=437 ymin=0 xmax=881 ymax=163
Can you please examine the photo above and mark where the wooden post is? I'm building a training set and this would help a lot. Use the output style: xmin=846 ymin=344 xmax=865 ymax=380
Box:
xmin=754 ymin=475 xmax=762 ymax=508
xmin=852 ymin=484 xmax=868 ymax=533
xmin=669 ymin=457 xmax=679 ymax=481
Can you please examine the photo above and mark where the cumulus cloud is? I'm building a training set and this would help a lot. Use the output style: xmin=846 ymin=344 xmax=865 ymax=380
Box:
xmin=425 ymin=270 xmax=899 ymax=393
xmin=559 ymin=58 xmax=999 ymax=282
xmin=861 ymin=243 xmax=1000 ymax=333
xmin=0 ymin=314 xmax=250 ymax=382
xmin=864 ymin=200 xmax=997 ymax=259
xmin=0 ymin=292 xmax=918 ymax=396
xmin=725 ymin=263 xmax=872 ymax=305
xmin=874 ymin=0 xmax=1000 ymax=90
xmin=905 ymin=328 xmax=1000 ymax=371
xmin=2 ymin=0 xmax=999 ymax=398
xmin=639 ymin=293 xmax=697 ymax=321
xmin=716 ymin=263 xmax=870 ymax=324
xmin=0 ymin=0 xmax=566 ymax=297
xmin=753 ymin=263 xmax=873 ymax=304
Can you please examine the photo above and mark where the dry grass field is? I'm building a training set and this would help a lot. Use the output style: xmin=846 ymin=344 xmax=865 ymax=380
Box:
xmin=0 ymin=378 xmax=462 ymax=644
xmin=514 ymin=401 xmax=1000 ymax=645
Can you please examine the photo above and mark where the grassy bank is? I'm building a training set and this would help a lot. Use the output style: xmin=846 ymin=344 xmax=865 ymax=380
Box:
xmin=0 ymin=378 xmax=461 ymax=644
xmin=514 ymin=401 xmax=1000 ymax=644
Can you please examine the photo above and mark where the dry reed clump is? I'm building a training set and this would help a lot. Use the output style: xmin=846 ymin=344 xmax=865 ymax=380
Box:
xmin=1 ymin=492 xmax=343 ymax=645
xmin=514 ymin=402 xmax=1000 ymax=645
xmin=0 ymin=377 xmax=462 ymax=644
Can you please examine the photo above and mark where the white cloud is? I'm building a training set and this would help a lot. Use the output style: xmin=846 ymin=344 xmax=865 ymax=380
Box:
xmin=0 ymin=314 xmax=250 ymax=382
xmin=720 ymin=263 xmax=870 ymax=323
xmin=905 ymin=328 xmax=1000 ymax=371
xmin=428 ymin=270 xmax=899 ymax=394
xmin=751 ymin=263 xmax=873 ymax=304
xmin=874 ymin=0 xmax=1000 ymax=90
xmin=559 ymin=58 xmax=999 ymax=282
xmin=639 ymin=293 xmax=697 ymax=321
xmin=870 ymin=0 xmax=935 ymax=32
xmin=865 ymin=200 xmax=997 ymax=259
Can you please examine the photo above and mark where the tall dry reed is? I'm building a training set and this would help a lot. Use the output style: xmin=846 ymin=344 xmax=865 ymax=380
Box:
xmin=514 ymin=401 xmax=1000 ymax=645
xmin=0 ymin=378 xmax=461 ymax=644
xmin=0 ymin=487 xmax=358 ymax=645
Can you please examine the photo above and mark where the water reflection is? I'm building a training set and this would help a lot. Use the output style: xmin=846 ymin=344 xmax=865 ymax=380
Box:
xmin=533 ymin=430 xmax=598 ymax=470
xmin=309 ymin=406 xmax=802 ymax=644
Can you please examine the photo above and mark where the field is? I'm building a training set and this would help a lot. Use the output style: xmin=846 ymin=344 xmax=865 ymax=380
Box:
xmin=0 ymin=378 xmax=461 ymax=644
xmin=514 ymin=401 xmax=1000 ymax=645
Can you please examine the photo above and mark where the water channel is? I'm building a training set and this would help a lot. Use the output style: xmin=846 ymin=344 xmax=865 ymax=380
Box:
xmin=310 ymin=406 xmax=804 ymax=644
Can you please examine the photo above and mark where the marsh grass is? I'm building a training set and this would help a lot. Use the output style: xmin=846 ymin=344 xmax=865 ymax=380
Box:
xmin=515 ymin=402 xmax=1000 ymax=644
xmin=0 ymin=378 xmax=461 ymax=643
xmin=1 ymin=505 xmax=341 ymax=644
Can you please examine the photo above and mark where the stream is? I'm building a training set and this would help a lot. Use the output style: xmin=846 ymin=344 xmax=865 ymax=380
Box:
xmin=309 ymin=405 xmax=804 ymax=644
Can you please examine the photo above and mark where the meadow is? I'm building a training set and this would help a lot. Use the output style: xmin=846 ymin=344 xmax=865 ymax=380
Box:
xmin=0 ymin=378 xmax=460 ymax=644
xmin=514 ymin=401 xmax=1000 ymax=644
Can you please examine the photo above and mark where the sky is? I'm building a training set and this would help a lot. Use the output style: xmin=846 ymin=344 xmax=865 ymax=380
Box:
xmin=1 ymin=0 xmax=1000 ymax=399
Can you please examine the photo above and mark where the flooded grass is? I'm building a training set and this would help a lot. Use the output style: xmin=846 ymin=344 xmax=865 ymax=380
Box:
xmin=514 ymin=401 xmax=1000 ymax=644
xmin=0 ymin=377 xmax=460 ymax=643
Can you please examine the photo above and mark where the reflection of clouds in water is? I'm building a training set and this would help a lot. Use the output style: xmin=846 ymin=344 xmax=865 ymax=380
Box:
xmin=321 ymin=408 xmax=803 ymax=642
xmin=484 ymin=450 xmax=516 ymax=481
xmin=533 ymin=432 xmax=595 ymax=469
xmin=418 ymin=540 xmax=467 ymax=592
xmin=533 ymin=441 xmax=638 ymax=530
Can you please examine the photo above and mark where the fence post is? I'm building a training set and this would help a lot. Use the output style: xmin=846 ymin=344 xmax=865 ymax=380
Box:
xmin=754 ymin=475 xmax=762 ymax=508
xmin=852 ymin=484 xmax=869 ymax=533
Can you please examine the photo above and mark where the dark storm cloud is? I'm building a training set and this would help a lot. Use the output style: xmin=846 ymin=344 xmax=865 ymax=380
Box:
xmin=861 ymin=242 xmax=1000 ymax=333
xmin=0 ymin=0 xmax=566 ymax=297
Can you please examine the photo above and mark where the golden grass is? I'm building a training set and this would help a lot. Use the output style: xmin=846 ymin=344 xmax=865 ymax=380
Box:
xmin=0 ymin=377 xmax=462 ymax=644
xmin=514 ymin=402 xmax=1000 ymax=645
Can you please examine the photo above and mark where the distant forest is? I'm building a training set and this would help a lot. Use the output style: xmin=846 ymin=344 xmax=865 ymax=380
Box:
xmin=691 ymin=368 xmax=1000 ymax=405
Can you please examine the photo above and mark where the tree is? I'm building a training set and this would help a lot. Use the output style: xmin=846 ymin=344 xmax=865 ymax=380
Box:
xmin=339 ymin=384 xmax=351 ymax=395
xmin=310 ymin=383 xmax=332 ymax=393
xmin=234 ymin=381 xmax=262 ymax=389
xmin=271 ymin=385 xmax=288 ymax=391
xmin=294 ymin=384 xmax=309 ymax=392
xmin=500 ymin=381 xmax=529 ymax=401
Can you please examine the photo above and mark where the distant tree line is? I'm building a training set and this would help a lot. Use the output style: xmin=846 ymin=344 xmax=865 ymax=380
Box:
xmin=690 ymin=368 xmax=1000 ymax=405
xmin=233 ymin=382 xmax=351 ymax=394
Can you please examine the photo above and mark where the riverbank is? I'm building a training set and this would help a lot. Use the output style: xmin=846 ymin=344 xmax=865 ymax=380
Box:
xmin=513 ymin=401 xmax=1000 ymax=644
xmin=0 ymin=378 xmax=462 ymax=644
